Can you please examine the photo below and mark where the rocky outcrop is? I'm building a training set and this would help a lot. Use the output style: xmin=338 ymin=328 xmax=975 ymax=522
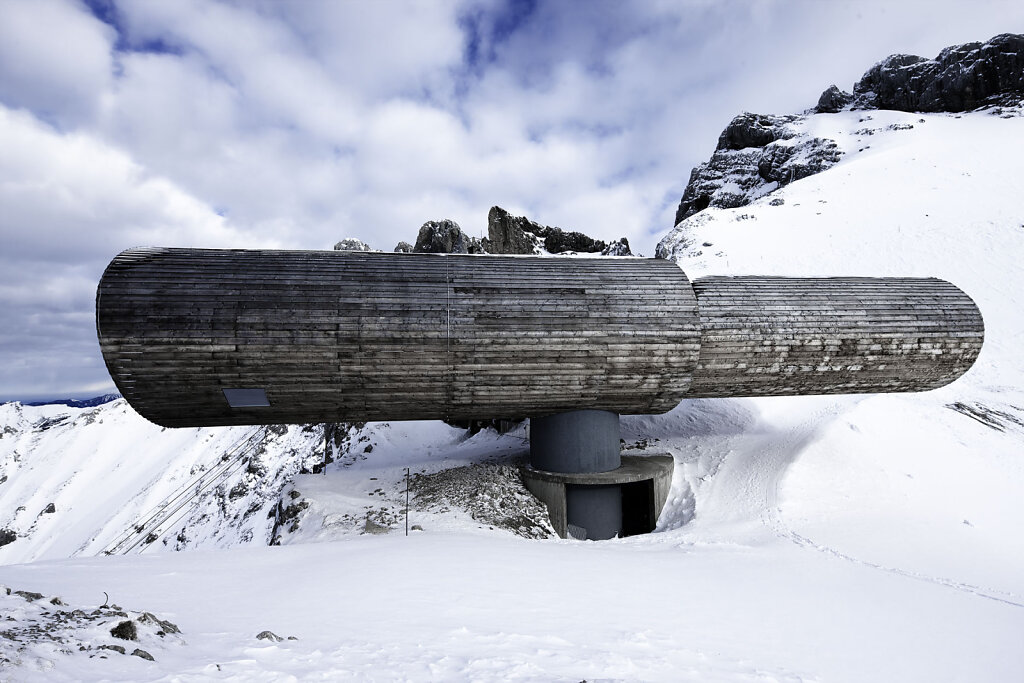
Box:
xmin=1 ymin=587 xmax=182 ymax=666
xmin=393 ymin=241 xmax=414 ymax=253
xmin=852 ymin=33 xmax=1024 ymax=112
xmin=541 ymin=227 xmax=606 ymax=254
xmin=815 ymin=84 xmax=854 ymax=113
xmin=486 ymin=206 xmax=632 ymax=256
xmin=670 ymin=33 xmax=1024 ymax=238
xmin=672 ymin=113 xmax=841 ymax=226
xmin=413 ymin=219 xmax=469 ymax=253
xmin=601 ymin=238 xmax=632 ymax=256
xmin=486 ymin=206 xmax=541 ymax=254
xmin=756 ymin=138 xmax=842 ymax=185
xmin=333 ymin=238 xmax=373 ymax=252
xmin=716 ymin=112 xmax=792 ymax=150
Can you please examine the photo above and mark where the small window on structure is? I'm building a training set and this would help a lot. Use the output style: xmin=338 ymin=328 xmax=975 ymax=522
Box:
xmin=223 ymin=388 xmax=270 ymax=408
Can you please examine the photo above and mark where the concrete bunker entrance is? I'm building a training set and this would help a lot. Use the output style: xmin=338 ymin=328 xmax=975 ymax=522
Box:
xmin=564 ymin=479 xmax=658 ymax=540
xmin=521 ymin=410 xmax=674 ymax=540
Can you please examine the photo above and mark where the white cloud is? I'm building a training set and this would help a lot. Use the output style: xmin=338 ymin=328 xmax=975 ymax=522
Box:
xmin=0 ymin=105 xmax=256 ymax=400
xmin=0 ymin=0 xmax=115 ymax=125
xmin=2 ymin=0 xmax=1024 ymax=398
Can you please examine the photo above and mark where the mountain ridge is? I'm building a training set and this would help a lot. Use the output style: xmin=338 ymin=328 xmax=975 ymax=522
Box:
xmin=663 ymin=32 xmax=1024 ymax=237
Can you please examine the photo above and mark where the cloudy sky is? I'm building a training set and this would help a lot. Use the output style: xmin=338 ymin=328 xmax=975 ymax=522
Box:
xmin=1 ymin=0 xmax=1021 ymax=401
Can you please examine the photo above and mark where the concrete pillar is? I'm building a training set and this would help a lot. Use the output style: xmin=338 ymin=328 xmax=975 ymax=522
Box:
xmin=530 ymin=409 xmax=621 ymax=473
xmin=530 ymin=409 xmax=622 ymax=540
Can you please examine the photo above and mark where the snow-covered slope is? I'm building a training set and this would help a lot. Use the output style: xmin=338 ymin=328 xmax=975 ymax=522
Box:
xmin=657 ymin=104 xmax=1024 ymax=597
xmin=0 ymin=400 xmax=321 ymax=564
xmin=0 ymin=402 xmax=554 ymax=565
xmin=2 ymin=106 xmax=1024 ymax=681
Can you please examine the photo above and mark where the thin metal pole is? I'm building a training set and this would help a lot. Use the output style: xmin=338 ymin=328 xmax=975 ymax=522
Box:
xmin=405 ymin=467 xmax=410 ymax=536
xmin=323 ymin=423 xmax=328 ymax=475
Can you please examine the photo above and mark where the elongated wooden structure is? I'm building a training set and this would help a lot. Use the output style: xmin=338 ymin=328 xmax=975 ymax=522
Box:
xmin=96 ymin=248 xmax=983 ymax=428
xmin=97 ymin=248 xmax=701 ymax=427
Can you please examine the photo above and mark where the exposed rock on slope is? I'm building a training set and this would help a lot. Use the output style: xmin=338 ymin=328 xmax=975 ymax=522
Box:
xmin=671 ymin=113 xmax=842 ymax=227
xmin=815 ymin=84 xmax=855 ymax=113
xmin=333 ymin=238 xmax=373 ymax=252
xmin=412 ymin=219 xmax=486 ymax=254
xmin=853 ymin=33 xmax=1024 ymax=112
xmin=486 ymin=206 xmax=632 ymax=256
xmin=486 ymin=206 xmax=540 ymax=254
xmin=0 ymin=586 xmax=183 ymax=667
xmin=665 ymin=32 xmax=1024 ymax=244
xmin=382 ymin=207 xmax=631 ymax=257
xmin=409 ymin=463 xmax=555 ymax=540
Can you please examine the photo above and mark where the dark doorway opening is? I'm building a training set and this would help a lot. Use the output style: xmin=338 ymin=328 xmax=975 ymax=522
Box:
xmin=620 ymin=479 xmax=656 ymax=537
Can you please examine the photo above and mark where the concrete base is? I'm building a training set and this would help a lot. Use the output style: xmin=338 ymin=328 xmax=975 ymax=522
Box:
xmin=521 ymin=454 xmax=674 ymax=540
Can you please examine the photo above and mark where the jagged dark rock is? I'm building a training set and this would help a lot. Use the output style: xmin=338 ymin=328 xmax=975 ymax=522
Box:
xmin=486 ymin=206 xmax=619 ymax=255
xmin=333 ymin=238 xmax=373 ymax=252
xmin=110 ymin=620 xmax=138 ymax=641
xmin=668 ymin=33 xmax=1024 ymax=237
xmin=601 ymin=238 xmax=632 ymax=256
xmin=14 ymin=590 xmax=43 ymax=601
xmin=671 ymin=112 xmax=840 ymax=227
xmin=41 ymin=502 xmax=55 ymax=514
xmin=131 ymin=648 xmax=155 ymax=661
xmin=394 ymin=241 xmax=414 ymax=253
xmin=757 ymin=138 xmax=842 ymax=185
xmin=541 ymin=227 xmax=605 ymax=254
xmin=413 ymin=219 xmax=471 ymax=254
xmin=853 ymin=33 xmax=1024 ymax=112
xmin=816 ymin=84 xmax=854 ymax=113
xmin=139 ymin=611 xmax=180 ymax=635
xmin=716 ymin=112 xmax=793 ymax=150
xmin=486 ymin=206 xmax=538 ymax=255
xmin=0 ymin=528 xmax=15 ymax=547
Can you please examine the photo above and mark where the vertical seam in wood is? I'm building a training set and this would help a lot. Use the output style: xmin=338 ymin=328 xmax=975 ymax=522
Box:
xmin=445 ymin=255 xmax=452 ymax=422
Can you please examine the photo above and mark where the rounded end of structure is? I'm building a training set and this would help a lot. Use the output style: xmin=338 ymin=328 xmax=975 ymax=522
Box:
xmin=685 ymin=276 xmax=985 ymax=399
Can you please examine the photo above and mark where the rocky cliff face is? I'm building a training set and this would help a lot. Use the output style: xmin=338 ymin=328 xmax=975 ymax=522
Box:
xmin=391 ymin=207 xmax=631 ymax=257
xmin=412 ymin=219 xmax=487 ymax=254
xmin=486 ymin=206 xmax=632 ymax=256
xmin=672 ymin=113 xmax=842 ymax=227
xmin=486 ymin=206 xmax=542 ymax=255
xmin=852 ymin=33 xmax=1024 ymax=112
xmin=665 ymin=33 xmax=1024 ymax=242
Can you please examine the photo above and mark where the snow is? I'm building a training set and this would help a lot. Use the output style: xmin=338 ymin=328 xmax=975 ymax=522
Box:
xmin=2 ymin=107 xmax=1024 ymax=680
xmin=3 ymin=528 xmax=1023 ymax=681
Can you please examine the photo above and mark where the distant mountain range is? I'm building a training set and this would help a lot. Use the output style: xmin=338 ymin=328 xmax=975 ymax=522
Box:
xmin=19 ymin=393 xmax=122 ymax=409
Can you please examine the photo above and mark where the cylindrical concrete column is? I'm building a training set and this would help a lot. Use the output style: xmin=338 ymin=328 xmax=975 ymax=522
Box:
xmin=529 ymin=409 xmax=621 ymax=474
xmin=566 ymin=485 xmax=622 ymax=541
xmin=530 ymin=409 xmax=624 ymax=540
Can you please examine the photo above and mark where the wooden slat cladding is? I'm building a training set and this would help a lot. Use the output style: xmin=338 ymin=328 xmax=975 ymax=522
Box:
xmin=97 ymin=248 xmax=701 ymax=427
xmin=686 ymin=276 xmax=984 ymax=398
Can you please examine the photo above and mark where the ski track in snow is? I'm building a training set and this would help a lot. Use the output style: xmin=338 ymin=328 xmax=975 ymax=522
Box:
xmin=756 ymin=406 xmax=1024 ymax=610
